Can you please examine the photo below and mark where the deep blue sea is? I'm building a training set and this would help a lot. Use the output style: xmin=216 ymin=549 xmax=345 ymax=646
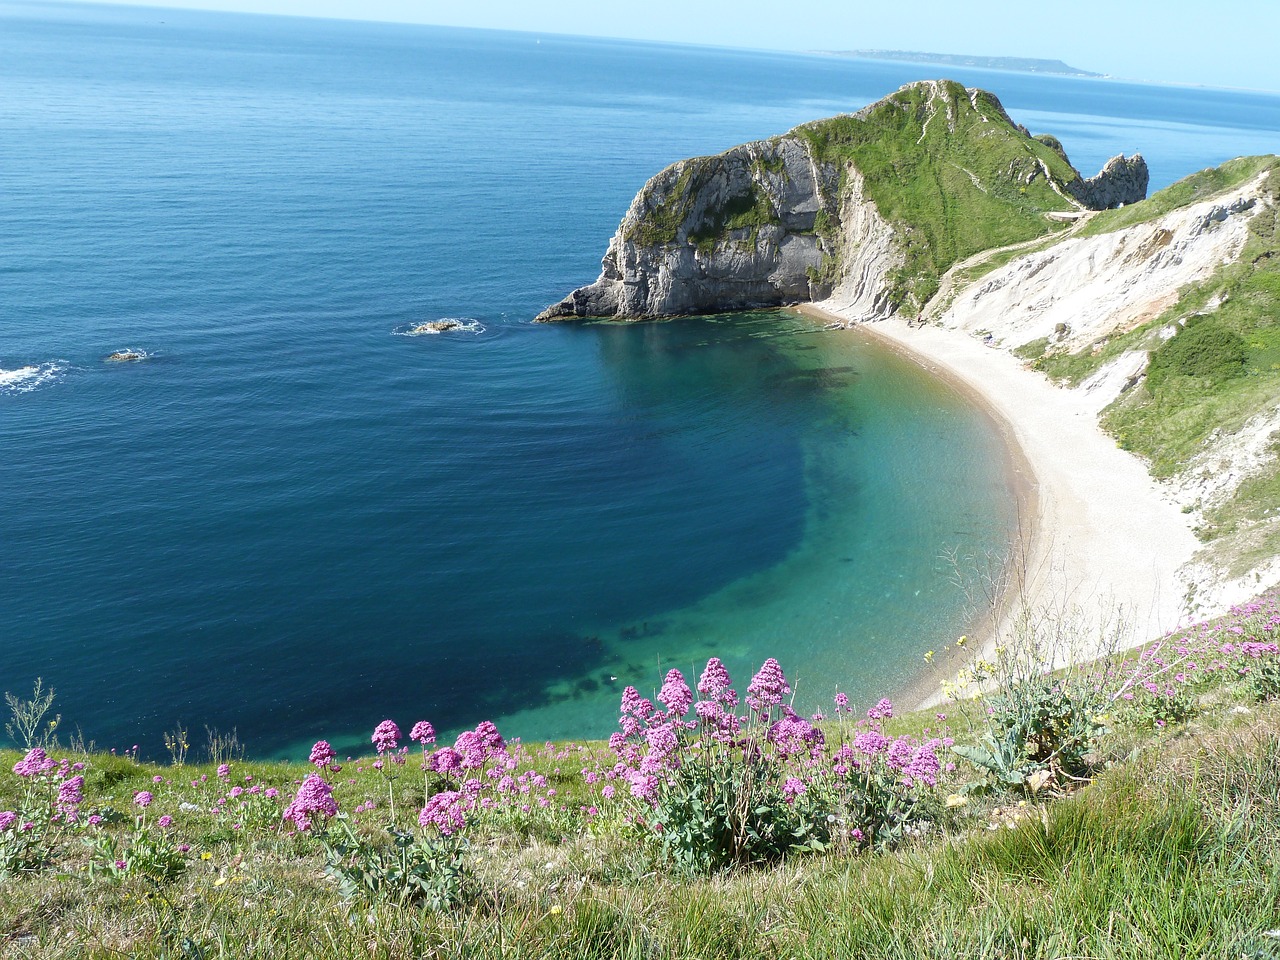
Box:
xmin=3 ymin=1 xmax=1279 ymax=758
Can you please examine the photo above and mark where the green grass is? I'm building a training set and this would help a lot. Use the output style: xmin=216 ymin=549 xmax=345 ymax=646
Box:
xmin=7 ymin=594 xmax=1280 ymax=957
xmin=795 ymin=81 xmax=1077 ymax=311
xmin=5 ymin=704 xmax=1280 ymax=958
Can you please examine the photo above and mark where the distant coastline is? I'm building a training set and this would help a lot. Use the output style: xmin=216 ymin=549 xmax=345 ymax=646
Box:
xmin=819 ymin=49 xmax=1104 ymax=78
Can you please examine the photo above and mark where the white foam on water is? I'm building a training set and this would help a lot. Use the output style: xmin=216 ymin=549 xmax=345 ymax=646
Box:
xmin=393 ymin=318 xmax=486 ymax=337
xmin=0 ymin=361 xmax=66 ymax=394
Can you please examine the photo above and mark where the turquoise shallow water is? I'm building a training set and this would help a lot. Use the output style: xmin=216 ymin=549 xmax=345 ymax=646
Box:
xmin=2 ymin=2 xmax=1278 ymax=757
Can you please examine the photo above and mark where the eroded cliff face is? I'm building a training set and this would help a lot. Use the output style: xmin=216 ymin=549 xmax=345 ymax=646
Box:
xmin=939 ymin=178 xmax=1266 ymax=367
xmin=536 ymin=81 xmax=1150 ymax=323
xmin=535 ymin=136 xmax=843 ymax=321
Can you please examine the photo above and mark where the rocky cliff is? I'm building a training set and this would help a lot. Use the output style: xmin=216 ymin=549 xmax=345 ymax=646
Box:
xmin=536 ymin=136 xmax=843 ymax=320
xmin=536 ymin=80 xmax=1149 ymax=322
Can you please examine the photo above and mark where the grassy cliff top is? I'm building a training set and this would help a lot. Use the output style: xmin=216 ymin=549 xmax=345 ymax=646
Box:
xmin=794 ymin=80 xmax=1081 ymax=310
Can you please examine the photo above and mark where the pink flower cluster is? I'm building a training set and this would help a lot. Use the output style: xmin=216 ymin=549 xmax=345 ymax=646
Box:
xmin=1104 ymin=592 xmax=1280 ymax=722
xmin=283 ymin=773 xmax=338 ymax=831
xmin=595 ymin=658 xmax=950 ymax=846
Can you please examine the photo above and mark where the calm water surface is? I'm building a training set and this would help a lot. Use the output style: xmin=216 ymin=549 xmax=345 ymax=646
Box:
xmin=2 ymin=2 xmax=1277 ymax=755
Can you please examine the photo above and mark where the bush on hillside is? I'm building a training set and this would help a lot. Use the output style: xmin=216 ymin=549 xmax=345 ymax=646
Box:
xmin=1145 ymin=316 xmax=1247 ymax=391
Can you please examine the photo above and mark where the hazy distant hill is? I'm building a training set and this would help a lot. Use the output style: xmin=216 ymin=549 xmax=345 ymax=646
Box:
xmin=824 ymin=50 xmax=1104 ymax=78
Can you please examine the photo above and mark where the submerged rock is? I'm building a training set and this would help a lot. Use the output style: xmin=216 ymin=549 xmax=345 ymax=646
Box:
xmin=105 ymin=351 xmax=146 ymax=362
xmin=410 ymin=320 xmax=464 ymax=334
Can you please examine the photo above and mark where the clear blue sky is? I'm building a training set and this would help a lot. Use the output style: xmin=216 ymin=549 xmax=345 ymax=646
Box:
xmin=73 ymin=0 xmax=1280 ymax=92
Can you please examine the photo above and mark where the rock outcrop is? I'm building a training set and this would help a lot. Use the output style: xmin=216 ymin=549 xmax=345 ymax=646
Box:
xmin=536 ymin=136 xmax=842 ymax=321
xmin=1067 ymin=153 xmax=1150 ymax=210
xmin=537 ymin=81 xmax=1151 ymax=323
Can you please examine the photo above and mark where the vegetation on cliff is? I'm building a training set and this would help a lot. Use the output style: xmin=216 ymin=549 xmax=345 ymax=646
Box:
xmin=795 ymin=80 xmax=1079 ymax=311
xmin=4 ymin=590 xmax=1280 ymax=957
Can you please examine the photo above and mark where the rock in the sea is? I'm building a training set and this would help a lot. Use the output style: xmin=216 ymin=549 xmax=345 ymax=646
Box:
xmin=105 ymin=351 xmax=145 ymax=362
xmin=535 ymin=136 xmax=843 ymax=321
xmin=411 ymin=319 xmax=464 ymax=334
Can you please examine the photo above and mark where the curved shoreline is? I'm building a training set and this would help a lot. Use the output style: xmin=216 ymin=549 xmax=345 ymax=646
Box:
xmin=798 ymin=302 xmax=1204 ymax=704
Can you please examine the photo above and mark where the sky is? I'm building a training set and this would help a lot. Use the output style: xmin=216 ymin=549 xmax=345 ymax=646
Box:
xmin=63 ymin=0 xmax=1280 ymax=92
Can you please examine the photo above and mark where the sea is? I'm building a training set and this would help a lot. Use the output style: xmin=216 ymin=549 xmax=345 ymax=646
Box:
xmin=3 ymin=1 xmax=1279 ymax=759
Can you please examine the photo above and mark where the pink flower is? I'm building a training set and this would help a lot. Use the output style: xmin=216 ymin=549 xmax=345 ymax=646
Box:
xmin=58 ymin=776 xmax=84 ymax=810
xmin=158 ymin=815 xmax=173 ymax=828
xmin=283 ymin=774 xmax=339 ymax=831
xmin=133 ymin=791 xmax=154 ymax=808
xmin=418 ymin=791 xmax=466 ymax=835
xmin=746 ymin=658 xmax=791 ymax=714
xmin=372 ymin=720 xmax=401 ymax=754
xmin=834 ymin=692 xmax=850 ymax=712
xmin=867 ymin=698 xmax=894 ymax=721
xmin=453 ymin=730 xmax=488 ymax=769
xmin=13 ymin=748 xmax=56 ymax=778
xmin=216 ymin=764 xmax=230 ymax=780
xmin=428 ymin=747 xmax=462 ymax=776
xmin=620 ymin=686 xmax=655 ymax=720
xmin=658 ymin=669 xmax=693 ymax=718
xmin=697 ymin=657 xmax=734 ymax=701
xmin=309 ymin=740 xmax=336 ymax=769
xmin=0 ymin=811 xmax=16 ymax=831
xmin=473 ymin=721 xmax=505 ymax=753
xmin=853 ymin=731 xmax=889 ymax=755
xmin=782 ymin=777 xmax=807 ymax=802
xmin=410 ymin=721 xmax=436 ymax=746
xmin=903 ymin=743 xmax=941 ymax=787
xmin=627 ymin=772 xmax=658 ymax=801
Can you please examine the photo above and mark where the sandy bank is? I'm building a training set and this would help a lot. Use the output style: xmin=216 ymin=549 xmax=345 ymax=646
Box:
xmin=799 ymin=302 xmax=1205 ymax=701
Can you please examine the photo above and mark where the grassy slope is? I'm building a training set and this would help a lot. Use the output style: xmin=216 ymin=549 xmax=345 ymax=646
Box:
xmin=795 ymin=81 xmax=1077 ymax=311
xmin=1033 ymin=158 xmax=1280 ymax=575
xmin=3 ymin=699 xmax=1279 ymax=957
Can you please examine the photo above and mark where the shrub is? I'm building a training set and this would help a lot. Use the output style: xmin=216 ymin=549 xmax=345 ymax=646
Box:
xmin=1145 ymin=316 xmax=1247 ymax=391
xmin=320 ymin=819 xmax=472 ymax=909
xmin=600 ymin=660 xmax=944 ymax=874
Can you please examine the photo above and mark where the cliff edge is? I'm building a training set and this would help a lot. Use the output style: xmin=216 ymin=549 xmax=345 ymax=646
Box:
xmin=536 ymin=80 xmax=1147 ymax=322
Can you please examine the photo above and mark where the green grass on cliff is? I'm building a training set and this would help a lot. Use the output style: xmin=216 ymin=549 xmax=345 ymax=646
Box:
xmin=796 ymin=80 xmax=1078 ymax=311
xmin=4 ymin=687 xmax=1280 ymax=957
